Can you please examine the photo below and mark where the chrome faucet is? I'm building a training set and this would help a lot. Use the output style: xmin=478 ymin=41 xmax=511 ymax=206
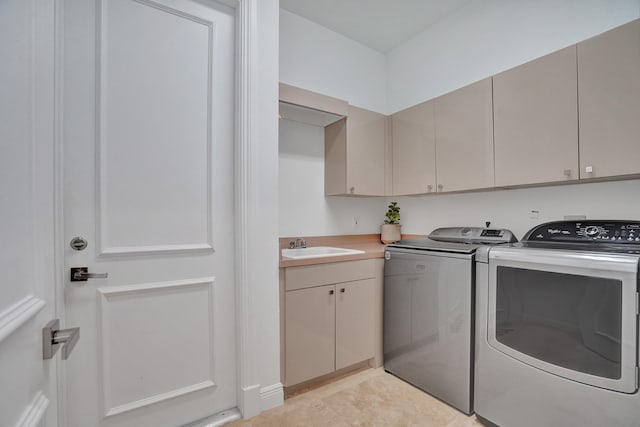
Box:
xmin=289 ymin=237 xmax=307 ymax=249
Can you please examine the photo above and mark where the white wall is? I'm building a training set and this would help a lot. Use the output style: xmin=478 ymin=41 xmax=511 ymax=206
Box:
xmin=394 ymin=179 xmax=640 ymax=240
xmin=387 ymin=0 xmax=640 ymax=112
xmin=279 ymin=2 xmax=640 ymax=241
xmin=279 ymin=119 xmax=388 ymax=236
xmin=279 ymin=9 xmax=387 ymax=113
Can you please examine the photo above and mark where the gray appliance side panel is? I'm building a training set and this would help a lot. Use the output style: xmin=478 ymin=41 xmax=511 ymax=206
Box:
xmin=384 ymin=250 xmax=474 ymax=414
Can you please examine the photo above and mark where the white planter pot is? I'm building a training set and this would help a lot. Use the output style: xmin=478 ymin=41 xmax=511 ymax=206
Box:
xmin=381 ymin=224 xmax=402 ymax=244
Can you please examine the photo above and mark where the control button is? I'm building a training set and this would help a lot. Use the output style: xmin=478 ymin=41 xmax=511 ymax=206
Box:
xmin=585 ymin=226 xmax=600 ymax=237
xmin=636 ymin=237 xmax=640 ymax=241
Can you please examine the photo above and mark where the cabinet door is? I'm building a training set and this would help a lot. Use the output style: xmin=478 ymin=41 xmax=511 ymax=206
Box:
xmin=285 ymin=285 xmax=336 ymax=386
xmin=325 ymin=106 xmax=386 ymax=196
xmin=335 ymin=279 xmax=375 ymax=370
xmin=346 ymin=106 xmax=386 ymax=196
xmin=493 ymin=46 xmax=579 ymax=186
xmin=578 ymin=19 xmax=640 ymax=179
xmin=434 ymin=78 xmax=494 ymax=192
xmin=391 ymin=100 xmax=436 ymax=195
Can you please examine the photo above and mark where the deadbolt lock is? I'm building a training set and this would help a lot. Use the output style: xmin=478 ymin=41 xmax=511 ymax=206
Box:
xmin=69 ymin=236 xmax=88 ymax=251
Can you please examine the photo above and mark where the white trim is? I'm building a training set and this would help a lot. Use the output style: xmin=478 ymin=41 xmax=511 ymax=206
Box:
xmin=99 ymin=244 xmax=214 ymax=257
xmin=260 ymin=383 xmax=284 ymax=412
xmin=185 ymin=408 xmax=242 ymax=427
xmin=53 ymin=1 xmax=68 ymax=426
xmin=16 ymin=391 xmax=49 ymax=427
xmin=105 ymin=381 xmax=216 ymax=418
xmin=0 ymin=296 xmax=45 ymax=343
xmin=235 ymin=0 xmax=262 ymax=420
xmin=97 ymin=276 xmax=216 ymax=296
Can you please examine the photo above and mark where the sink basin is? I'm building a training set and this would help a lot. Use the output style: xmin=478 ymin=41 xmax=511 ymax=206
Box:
xmin=281 ymin=246 xmax=365 ymax=260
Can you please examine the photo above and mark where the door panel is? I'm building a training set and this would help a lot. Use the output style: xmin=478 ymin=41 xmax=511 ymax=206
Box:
xmin=98 ymin=0 xmax=213 ymax=254
xmin=63 ymin=0 xmax=236 ymax=425
xmin=391 ymin=100 xmax=436 ymax=195
xmin=336 ymin=279 xmax=375 ymax=369
xmin=434 ymin=78 xmax=494 ymax=192
xmin=493 ymin=46 xmax=579 ymax=186
xmin=0 ymin=0 xmax=58 ymax=425
xmin=578 ymin=19 xmax=640 ymax=179
xmin=285 ymin=286 xmax=336 ymax=386
xmin=346 ymin=106 xmax=386 ymax=196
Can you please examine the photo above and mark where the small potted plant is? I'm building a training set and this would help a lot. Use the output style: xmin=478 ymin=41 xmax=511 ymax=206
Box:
xmin=381 ymin=201 xmax=401 ymax=243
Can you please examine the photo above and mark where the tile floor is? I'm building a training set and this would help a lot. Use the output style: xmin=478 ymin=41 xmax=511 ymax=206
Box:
xmin=229 ymin=368 xmax=483 ymax=427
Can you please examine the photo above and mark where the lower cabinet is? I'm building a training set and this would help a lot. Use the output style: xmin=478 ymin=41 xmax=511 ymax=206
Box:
xmin=282 ymin=259 xmax=382 ymax=387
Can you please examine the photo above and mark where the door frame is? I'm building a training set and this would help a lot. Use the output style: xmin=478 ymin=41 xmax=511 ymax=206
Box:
xmin=52 ymin=0 xmax=276 ymax=422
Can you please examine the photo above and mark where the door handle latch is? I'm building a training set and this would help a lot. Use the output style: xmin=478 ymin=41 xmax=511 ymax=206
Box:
xmin=70 ymin=267 xmax=108 ymax=282
xmin=43 ymin=319 xmax=79 ymax=360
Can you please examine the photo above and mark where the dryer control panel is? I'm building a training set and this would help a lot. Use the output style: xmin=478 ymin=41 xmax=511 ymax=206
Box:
xmin=524 ymin=220 xmax=640 ymax=243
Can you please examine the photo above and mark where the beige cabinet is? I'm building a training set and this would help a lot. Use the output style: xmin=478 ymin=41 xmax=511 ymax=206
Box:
xmin=391 ymin=100 xmax=436 ymax=195
xmin=434 ymin=78 xmax=494 ymax=192
xmin=578 ymin=19 xmax=640 ymax=179
xmin=335 ymin=279 xmax=376 ymax=370
xmin=493 ymin=46 xmax=579 ymax=187
xmin=285 ymin=285 xmax=336 ymax=386
xmin=282 ymin=259 xmax=382 ymax=387
xmin=325 ymin=106 xmax=389 ymax=196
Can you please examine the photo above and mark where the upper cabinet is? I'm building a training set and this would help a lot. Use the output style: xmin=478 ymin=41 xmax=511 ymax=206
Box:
xmin=578 ymin=19 xmax=640 ymax=179
xmin=391 ymin=100 xmax=436 ymax=195
xmin=279 ymin=83 xmax=388 ymax=197
xmin=434 ymin=78 xmax=494 ymax=192
xmin=493 ymin=46 xmax=579 ymax=187
xmin=282 ymin=18 xmax=640 ymax=198
xmin=325 ymin=106 xmax=389 ymax=196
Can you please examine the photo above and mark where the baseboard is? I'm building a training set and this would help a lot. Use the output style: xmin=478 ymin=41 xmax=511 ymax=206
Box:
xmin=260 ymin=382 xmax=284 ymax=412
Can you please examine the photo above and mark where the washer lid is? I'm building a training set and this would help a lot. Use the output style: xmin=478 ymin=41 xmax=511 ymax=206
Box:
xmin=386 ymin=237 xmax=481 ymax=254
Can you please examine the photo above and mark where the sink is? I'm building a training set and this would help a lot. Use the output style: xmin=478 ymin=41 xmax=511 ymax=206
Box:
xmin=281 ymin=246 xmax=365 ymax=260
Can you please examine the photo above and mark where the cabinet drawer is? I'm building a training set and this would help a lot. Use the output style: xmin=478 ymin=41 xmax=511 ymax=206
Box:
xmin=285 ymin=259 xmax=377 ymax=291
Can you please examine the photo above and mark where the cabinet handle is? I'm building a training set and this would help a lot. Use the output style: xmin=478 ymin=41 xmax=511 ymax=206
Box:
xmin=563 ymin=169 xmax=572 ymax=178
xmin=349 ymin=186 xmax=355 ymax=194
xmin=427 ymin=184 xmax=433 ymax=192
xmin=329 ymin=290 xmax=334 ymax=295
xmin=437 ymin=184 xmax=443 ymax=191
xmin=340 ymin=288 xmax=345 ymax=293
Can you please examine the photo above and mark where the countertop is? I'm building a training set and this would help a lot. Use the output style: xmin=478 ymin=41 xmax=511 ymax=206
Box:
xmin=279 ymin=234 xmax=425 ymax=268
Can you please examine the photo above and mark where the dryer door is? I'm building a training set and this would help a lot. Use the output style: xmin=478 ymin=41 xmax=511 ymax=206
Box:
xmin=487 ymin=247 xmax=638 ymax=393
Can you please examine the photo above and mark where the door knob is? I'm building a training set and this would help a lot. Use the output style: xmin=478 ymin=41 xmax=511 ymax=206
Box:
xmin=70 ymin=267 xmax=108 ymax=282
xmin=43 ymin=319 xmax=79 ymax=360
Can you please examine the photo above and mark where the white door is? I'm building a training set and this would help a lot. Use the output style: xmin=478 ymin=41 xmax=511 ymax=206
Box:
xmin=62 ymin=1 xmax=237 ymax=425
xmin=0 ymin=0 xmax=59 ymax=426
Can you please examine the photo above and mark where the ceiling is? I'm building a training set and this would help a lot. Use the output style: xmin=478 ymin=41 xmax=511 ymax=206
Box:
xmin=280 ymin=0 xmax=473 ymax=53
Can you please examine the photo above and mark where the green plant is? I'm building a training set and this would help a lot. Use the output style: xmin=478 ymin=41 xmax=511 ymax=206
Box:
xmin=384 ymin=202 xmax=401 ymax=224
